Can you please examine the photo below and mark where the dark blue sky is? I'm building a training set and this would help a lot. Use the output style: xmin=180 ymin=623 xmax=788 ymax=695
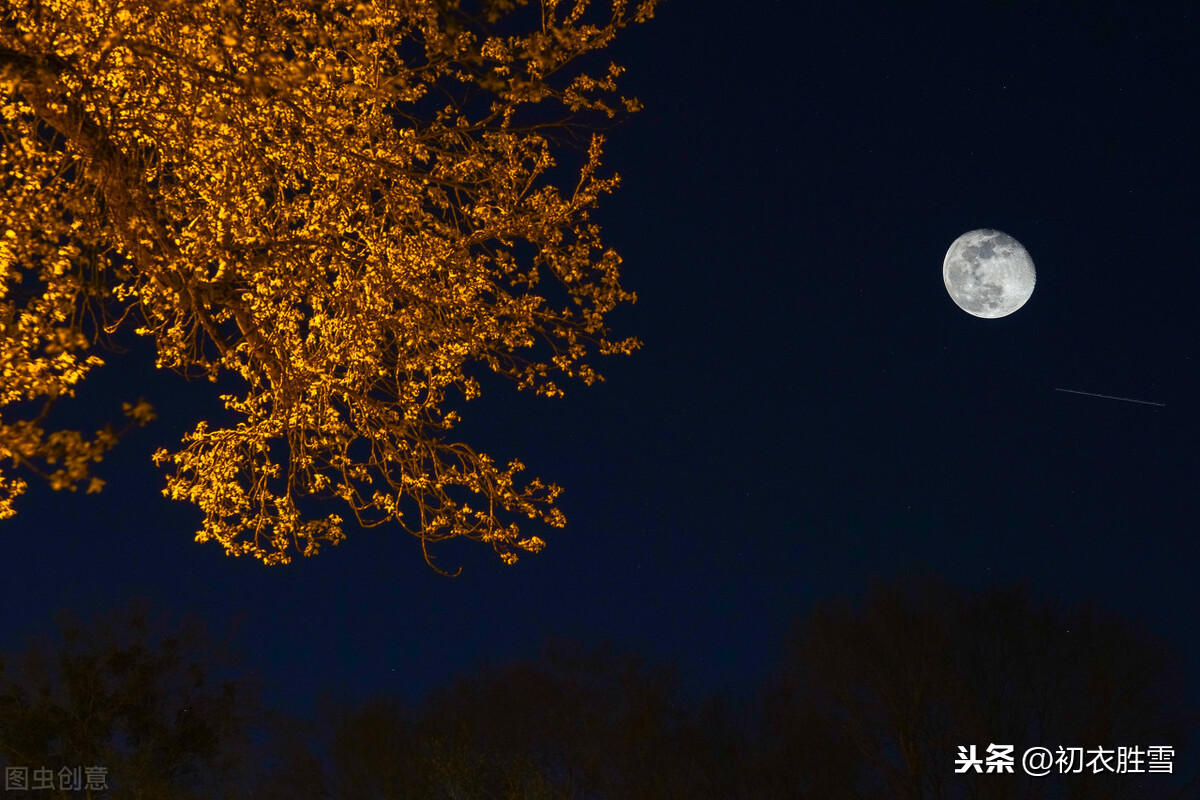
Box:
xmin=4 ymin=0 xmax=1199 ymax=743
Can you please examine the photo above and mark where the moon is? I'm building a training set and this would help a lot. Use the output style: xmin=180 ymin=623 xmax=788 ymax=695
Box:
xmin=943 ymin=229 xmax=1036 ymax=318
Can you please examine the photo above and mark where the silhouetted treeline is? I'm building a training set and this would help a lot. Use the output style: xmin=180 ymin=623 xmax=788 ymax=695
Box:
xmin=0 ymin=602 xmax=260 ymax=799
xmin=3 ymin=578 xmax=1197 ymax=799
xmin=760 ymin=576 xmax=1199 ymax=800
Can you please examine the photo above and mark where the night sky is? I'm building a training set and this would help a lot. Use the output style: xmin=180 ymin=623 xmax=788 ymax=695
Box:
xmin=5 ymin=0 xmax=1200 ymax=763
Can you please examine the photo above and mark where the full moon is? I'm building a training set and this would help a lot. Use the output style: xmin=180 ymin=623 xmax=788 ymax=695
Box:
xmin=943 ymin=229 xmax=1036 ymax=318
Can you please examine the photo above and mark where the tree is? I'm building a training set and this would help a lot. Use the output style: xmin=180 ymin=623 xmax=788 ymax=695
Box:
xmin=764 ymin=576 xmax=1198 ymax=800
xmin=409 ymin=639 xmax=690 ymax=798
xmin=252 ymin=640 xmax=751 ymax=800
xmin=0 ymin=0 xmax=657 ymax=569
xmin=0 ymin=601 xmax=261 ymax=799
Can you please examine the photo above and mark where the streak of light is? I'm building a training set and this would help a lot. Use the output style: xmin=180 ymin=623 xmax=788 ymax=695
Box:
xmin=1054 ymin=388 xmax=1165 ymax=408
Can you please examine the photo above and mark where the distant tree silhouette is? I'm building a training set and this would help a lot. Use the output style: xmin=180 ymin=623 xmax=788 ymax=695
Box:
xmin=244 ymin=578 xmax=1199 ymax=799
xmin=410 ymin=640 xmax=688 ymax=798
xmin=0 ymin=0 xmax=657 ymax=570
xmin=0 ymin=601 xmax=260 ymax=799
xmin=253 ymin=639 xmax=758 ymax=799
xmin=763 ymin=575 xmax=1198 ymax=800
xmin=246 ymin=710 xmax=328 ymax=800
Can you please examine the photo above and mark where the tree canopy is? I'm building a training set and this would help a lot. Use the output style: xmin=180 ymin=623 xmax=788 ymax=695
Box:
xmin=0 ymin=0 xmax=656 ymax=568
xmin=0 ymin=602 xmax=258 ymax=799
xmin=5 ymin=582 xmax=1195 ymax=798
xmin=767 ymin=576 xmax=1197 ymax=799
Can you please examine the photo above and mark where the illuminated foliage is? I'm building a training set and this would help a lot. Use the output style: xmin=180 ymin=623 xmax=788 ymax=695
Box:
xmin=0 ymin=0 xmax=655 ymax=568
